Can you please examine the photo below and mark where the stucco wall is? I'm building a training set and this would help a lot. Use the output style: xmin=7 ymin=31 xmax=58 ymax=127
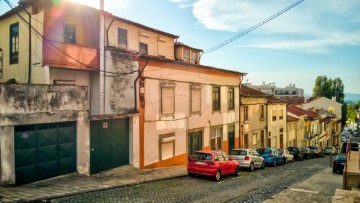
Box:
xmin=106 ymin=17 xmax=175 ymax=59
xmin=303 ymin=97 xmax=342 ymax=119
xmin=0 ymin=84 xmax=89 ymax=126
xmin=142 ymin=63 xmax=240 ymax=166
xmin=267 ymin=103 xmax=287 ymax=148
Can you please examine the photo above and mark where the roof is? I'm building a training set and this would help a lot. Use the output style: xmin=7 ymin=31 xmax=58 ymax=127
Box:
xmin=267 ymin=95 xmax=287 ymax=104
xmin=280 ymin=96 xmax=306 ymax=105
xmin=316 ymin=108 xmax=336 ymax=118
xmin=174 ymin=42 xmax=203 ymax=52
xmin=287 ymin=115 xmax=299 ymax=122
xmin=240 ymin=85 xmax=269 ymax=98
xmin=287 ymin=105 xmax=309 ymax=117
xmin=138 ymin=54 xmax=246 ymax=76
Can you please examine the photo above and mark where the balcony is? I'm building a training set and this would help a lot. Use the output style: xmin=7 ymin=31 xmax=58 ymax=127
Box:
xmin=43 ymin=40 xmax=99 ymax=71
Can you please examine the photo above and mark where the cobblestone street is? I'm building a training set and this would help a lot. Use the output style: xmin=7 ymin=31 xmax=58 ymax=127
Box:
xmin=50 ymin=156 xmax=332 ymax=203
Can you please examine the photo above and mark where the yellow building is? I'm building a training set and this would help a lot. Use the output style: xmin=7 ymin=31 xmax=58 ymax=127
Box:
xmin=239 ymin=85 xmax=268 ymax=149
xmin=267 ymin=96 xmax=287 ymax=149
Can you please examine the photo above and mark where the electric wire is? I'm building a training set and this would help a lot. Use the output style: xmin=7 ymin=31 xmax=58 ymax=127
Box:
xmin=204 ymin=0 xmax=305 ymax=54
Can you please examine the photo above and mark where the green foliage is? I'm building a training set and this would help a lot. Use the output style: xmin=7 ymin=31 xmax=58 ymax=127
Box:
xmin=347 ymin=101 xmax=360 ymax=123
xmin=312 ymin=76 xmax=344 ymax=103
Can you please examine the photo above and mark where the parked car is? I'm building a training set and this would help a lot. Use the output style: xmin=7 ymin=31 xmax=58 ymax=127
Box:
xmin=333 ymin=154 xmax=346 ymax=174
xmin=278 ymin=148 xmax=294 ymax=163
xmin=309 ymin=146 xmax=324 ymax=158
xmin=301 ymin=147 xmax=313 ymax=159
xmin=229 ymin=149 xmax=265 ymax=172
xmin=187 ymin=150 xmax=240 ymax=181
xmin=324 ymin=146 xmax=337 ymax=155
xmin=340 ymin=142 xmax=359 ymax=154
xmin=287 ymin=146 xmax=304 ymax=161
xmin=256 ymin=148 xmax=283 ymax=167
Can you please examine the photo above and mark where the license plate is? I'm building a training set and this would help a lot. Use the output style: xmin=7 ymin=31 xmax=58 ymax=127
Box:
xmin=341 ymin=163 xmax=345 ymax=165
xmin=196 ymin=161 xmax=205 ymax=165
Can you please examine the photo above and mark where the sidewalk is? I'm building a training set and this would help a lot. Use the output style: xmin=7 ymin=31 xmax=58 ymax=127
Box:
xmin=263 ymin=167 xmax=343 ymax=203
xmin=0 ymin=165 xmax=187 ymax=202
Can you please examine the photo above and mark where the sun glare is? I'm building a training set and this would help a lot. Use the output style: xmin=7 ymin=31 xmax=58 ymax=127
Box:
xmin=65 ymin=0 xmax=100 ymax=9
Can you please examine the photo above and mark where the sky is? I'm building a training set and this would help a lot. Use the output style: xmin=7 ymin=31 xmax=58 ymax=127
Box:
xmin=1 ymin=0 xmax=359 ymax=94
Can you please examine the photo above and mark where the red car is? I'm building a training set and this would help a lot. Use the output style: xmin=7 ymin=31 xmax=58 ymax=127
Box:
xmin=187 ymin=150 xmax=240 ymax=181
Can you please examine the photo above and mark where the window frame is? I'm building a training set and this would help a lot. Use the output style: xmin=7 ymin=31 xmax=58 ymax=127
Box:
xmin=260 ymin=105 xmax=265 ymax=120
xmin=117 ymin=27 xmax=128 ymax=49
xmin=272 ymin=109 xmax=277 ymax=121
xmin=64 ymin=23 xmax=76 ymax=44
xmin=210 ymin=125 xmax=223 ymax=150
xmin=159 ymin=133 xmax=175 ymax=161
xmin=191 ymin=50 xmax=198 ymax=64
xmin=183 ymin=48 xmax=190 ymax=62
xmin=190 ymin=84 xmax=202 ymax=115
xmin=10 ymin=22 xmax=19 ymax=64
xmin=212 ymin=86 xmax=221 ymax=112
xmin=228 ymin=87 xmax=235 ymax=110
xmin=139 ymin=42 xmax=148 ymax=54
xmin=244 ymin=106 xmax=249 ymax=121
xmin=279 ymin=109 xmax=284 ymax=120
xmin=160 ymin=83 xmax=176 ymax=117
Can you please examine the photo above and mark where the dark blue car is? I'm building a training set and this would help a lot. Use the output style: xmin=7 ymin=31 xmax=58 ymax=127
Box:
xmin=257 ymin=148 xmax=283 ymax=167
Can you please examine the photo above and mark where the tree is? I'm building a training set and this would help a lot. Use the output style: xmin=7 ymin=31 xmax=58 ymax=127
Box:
xmin=312 ymin=76 xmax=345 ymax=103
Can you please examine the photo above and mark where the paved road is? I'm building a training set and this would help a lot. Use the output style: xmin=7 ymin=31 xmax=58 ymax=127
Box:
xmin=50 ymin=156 xmax=332 ymax=203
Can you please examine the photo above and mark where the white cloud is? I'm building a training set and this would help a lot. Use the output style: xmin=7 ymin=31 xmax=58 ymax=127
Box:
xmin=169 ymin=0 xmax=194 ymax=9
xmin=172 ymin=0 xmax=360 ymax=53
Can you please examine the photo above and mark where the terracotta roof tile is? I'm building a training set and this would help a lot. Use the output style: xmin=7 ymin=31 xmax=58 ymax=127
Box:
xmin=240 ymin=85 xmax=269 ymax=98
xmin=287 ymin=115 xmax=299 ymax=122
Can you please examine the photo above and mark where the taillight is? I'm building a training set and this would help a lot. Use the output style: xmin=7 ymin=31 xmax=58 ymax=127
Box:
xmin=245 ymin=156 xmax=250 ymax=160
xmin=333 ymin=160 xmax=339 ymax=165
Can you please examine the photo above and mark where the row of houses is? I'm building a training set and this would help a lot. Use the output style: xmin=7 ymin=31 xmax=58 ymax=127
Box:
xmin=0 ymin=0 xmax=342 ymax=185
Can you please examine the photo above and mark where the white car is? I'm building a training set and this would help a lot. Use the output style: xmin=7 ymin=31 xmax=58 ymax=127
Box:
xmin=229 ymin=149 xmax=265 ymax=172
xmin=278 ymin=148 xmax=294 ymax=163
xmin=324 ymin=146 xmax=337 ymax=155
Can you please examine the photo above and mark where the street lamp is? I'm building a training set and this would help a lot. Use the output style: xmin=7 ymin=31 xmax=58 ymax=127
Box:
xmin=329 ymin=106 xmax=334 ymax=167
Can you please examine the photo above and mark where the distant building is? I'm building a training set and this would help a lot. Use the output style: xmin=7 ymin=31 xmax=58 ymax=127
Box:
xmin=245 ymin=83 xmax=304 ymax=97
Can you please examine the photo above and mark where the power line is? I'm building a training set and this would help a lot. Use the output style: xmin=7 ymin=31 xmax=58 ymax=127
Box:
xmin=204 ymin=0 xmax=305 ymax=55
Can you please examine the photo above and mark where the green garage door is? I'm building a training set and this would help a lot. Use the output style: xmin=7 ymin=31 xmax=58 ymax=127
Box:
xmin=90 ymin=118 xmax=129 ymax=174
xmin=15 ymin=122 xmax=76 ymax=185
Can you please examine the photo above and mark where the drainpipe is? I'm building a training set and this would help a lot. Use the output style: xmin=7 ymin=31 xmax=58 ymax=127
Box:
xmin=27 ymin=9 xmax=31 ymax=84
xmin=134 ymin=58 xmax=148 ymax=112
xmin=99 ymin=0 xmax=105 ymax=114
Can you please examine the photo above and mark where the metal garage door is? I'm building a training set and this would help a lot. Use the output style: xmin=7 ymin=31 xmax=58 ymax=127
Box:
xmin=90 ymin=118 xmax=129 ymax=174
xmin=14 ymin=122 xmax=76 ymax=185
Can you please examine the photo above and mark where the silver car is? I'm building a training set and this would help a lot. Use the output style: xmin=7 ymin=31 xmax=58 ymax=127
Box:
xmin=229 ymin=149 xmax=265 ymax=172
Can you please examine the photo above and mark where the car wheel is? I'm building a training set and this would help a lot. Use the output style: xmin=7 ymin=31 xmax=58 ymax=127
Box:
xmin=285 ymin=158 xmax=288 ymax=164
xmin=261 ymin=161 xmax=266 ymax=169
xmin=273 ymin=160 xmax=277 ymax=167
xmin=250 ymin=163 xmax=255 ymax=172
xmin=292 ymin=157 xmax=295 ymax=163
xmin=233 ymin=166 xmax=240 ymax=177
xmin=215 ymin=170 xmax=221 ymax=181
xmin=333 ymin=168 xmax=336 ymax=173
xmin=188 ymin=173 xmax=195 ymax=177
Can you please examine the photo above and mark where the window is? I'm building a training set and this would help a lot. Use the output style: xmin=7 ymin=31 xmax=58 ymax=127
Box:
xmin=210 ymin=126 xmax=222 ymax=150
xmin=260 ymin=105 xmax=265 ymax=120
xmin=118 ymin=28 xmax=127 ymax=49
xmin=159 ymin=133 xmax=175 ymax=160
xmin=244 ymin=106 xmax=249 ymax=121
xmin=212 ymin=86 xmax=220 ymax=111
xmin=191 ymin=51 xmax=198 ymax=64
xmin=252 ymin=133 xmax=257 ymax=145
xmin=261 ymin=130 xmax=264 ymax=147
xmin=228 ymin=87 xmax=235 ymax=110
xmin=244 ymin=134 xmax=248 ymax=148
xmin=184 ymin=49 xmax=190 ymax=62
xmin=64 ymin=24 xmax=76 ymax=44
xmin=161 ymin=83 xmax=176 ymax=116
xmin=10 ymin=23 xmax=19 ymax=64
xmin=272 ymin=110 xmax=277 ymax=121
xmin=139 ymin=42 xmax=148 ymax=54
xmin=190 ymin=84 xmax=201 ymax=114
xmin=280 ymin=128 xmax=284 ymax=148
xmin=279 ymin=109 xmax=284 ymax=120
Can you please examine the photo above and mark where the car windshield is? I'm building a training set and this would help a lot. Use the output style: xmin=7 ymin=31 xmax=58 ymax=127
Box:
xmin=325 ymin=147 xmax=332 ymax=149
xmin=301 ymin=148 xmax=307 ymax=152
xmin=309 ymin=146 xmax=317 ymax=149
xmin=289 ymin=148 xmax=298 ymax=152
xmin=278 ymin=149 xmax=284 ymax=154
xmin=229 ymin=150 xmax=247 ymax=156
xmin=191 ymin=153 xmax=213 ymax=161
